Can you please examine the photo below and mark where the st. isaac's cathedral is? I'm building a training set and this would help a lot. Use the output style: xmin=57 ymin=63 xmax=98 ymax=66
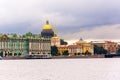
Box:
xmin=41 ymin=20 xmax=60 ymax=46
xmin=41 ymin=20 xmax=54 ymax=38
xmin=0 ymin=20 xmax=56 ymax=57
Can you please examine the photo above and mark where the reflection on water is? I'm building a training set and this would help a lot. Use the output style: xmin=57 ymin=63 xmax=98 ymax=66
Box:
xmin=0 ymin=59 xmax=120 ymax=80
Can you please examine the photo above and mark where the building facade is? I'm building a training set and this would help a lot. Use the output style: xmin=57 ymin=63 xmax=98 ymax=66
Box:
xmin=103 ymin=41 xmax=118 ymax=54
xmin=0 ymin=20 xmax=52 ymax=57
xmin=68 ymin=38 xmax=94 ymax=56
xmin=57 ymin=45 xmax=68 ymax=55
xmin=68 ymin=45 xmax=82 ymax=56
xmin=0 ymin=35 xmax=51 ymax=57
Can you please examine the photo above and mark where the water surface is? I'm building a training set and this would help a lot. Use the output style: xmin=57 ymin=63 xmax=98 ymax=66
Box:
xmin=0 ymin=59 xmax=120 ymax=80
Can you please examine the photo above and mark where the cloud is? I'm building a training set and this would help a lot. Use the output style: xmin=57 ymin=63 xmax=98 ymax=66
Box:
xmin=0 ymin=0 xmax=120 ymax=26
xmin=61 ymin=24 xmax=120 ymax=41
xmin=0 ymin=0 xmax=120 ymax=39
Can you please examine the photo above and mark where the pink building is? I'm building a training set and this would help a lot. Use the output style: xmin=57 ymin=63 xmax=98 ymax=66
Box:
xmin=103 ymin=41 xmax=118 ymax=54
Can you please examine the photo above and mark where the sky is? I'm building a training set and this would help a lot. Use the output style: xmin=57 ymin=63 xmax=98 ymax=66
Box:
xmin=0 ymin=0 xmax=120 ymax=43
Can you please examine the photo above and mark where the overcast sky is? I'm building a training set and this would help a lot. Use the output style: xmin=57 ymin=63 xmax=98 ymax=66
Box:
xmin=0 ymin=0 xmax=120 ymax=42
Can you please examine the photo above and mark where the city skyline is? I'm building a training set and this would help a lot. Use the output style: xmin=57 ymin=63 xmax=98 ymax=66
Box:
xmin=0 ymin=0 xmax=120 ymax=42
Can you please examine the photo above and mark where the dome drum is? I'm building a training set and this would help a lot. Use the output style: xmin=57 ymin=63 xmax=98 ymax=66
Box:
xmin=41 ymin=30 xmax=54 ymax=38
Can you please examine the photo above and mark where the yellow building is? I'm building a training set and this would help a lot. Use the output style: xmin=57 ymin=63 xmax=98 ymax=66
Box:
xmin=58 ymin=45 xmax=68 ymax=55
xmin=68 ymin=45 xmax=82 ymax=56
xmin=68 ymin=38 xmax=94 ymax=56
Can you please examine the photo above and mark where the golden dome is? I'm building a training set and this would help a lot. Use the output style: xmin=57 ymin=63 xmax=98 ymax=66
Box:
xmin=42 ymin=20 xmax=52 ymax=30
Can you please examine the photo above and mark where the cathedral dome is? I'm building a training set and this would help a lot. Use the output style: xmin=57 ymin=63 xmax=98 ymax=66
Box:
xmin=42 ymin=20 xmax=52 ymax=30
xmin=41 ymin=20 xmax=54 ymax=38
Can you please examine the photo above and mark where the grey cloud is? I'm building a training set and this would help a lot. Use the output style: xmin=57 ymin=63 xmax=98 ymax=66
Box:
xmin=0 ymin=0 xmax=120 ymax=40
xmin=62 ymin=24 xmax=120 ymax=41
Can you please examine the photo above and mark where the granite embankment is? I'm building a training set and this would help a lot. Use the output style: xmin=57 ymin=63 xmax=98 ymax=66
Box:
xmin=52 ymin=55 xmax=105 ymax=59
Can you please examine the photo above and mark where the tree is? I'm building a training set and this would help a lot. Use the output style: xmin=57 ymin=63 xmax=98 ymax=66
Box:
xmin=8 ymin=53 xmax=12 ymax=56
xmin=13 ymin=34 xmax=17 ymax=38
xmin=62 ymin=50 xmax=69 ymax=56
xmin=26 ymin=32 xmax=33 ymax=36
xmin=100 ymin=47 xmax=108 ymax=54
xmin=85 ymin=50 xmax=91 ymax=55
xmin=60 ymin=39 xmax=68 ymax=45
xmin=51 ymin=46 xmax=59 ymax=56
xmin=14 ymin=53 xmax=17 ymax=56
xmin=32 ymin=53 xmax=34 ymax=55
xmin=5 ymin=53 xmax=7 ymax=57
xmin=0 ymin=52 xmax=3 ymax=57
xmin=117 ymin=48 xmax=120 ymax=54
xmin=43 ymin=53 xmax=45 ymax=54
xmin=22 ymin=35 xmax=26 ymax=38
xmin=78 ymin=53 xmax=81 ymax=55
xmin=74 ymin=53 xmax=77 ymax=56
xmin=18 ymin=53 xmax=21 ymax=56
xmin=82 ymin=53 xmax=85 ymax=55
xmin=94 ymin=45 xmax=107 ymax=54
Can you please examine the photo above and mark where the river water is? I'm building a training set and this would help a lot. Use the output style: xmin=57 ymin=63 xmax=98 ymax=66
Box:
xmin=0 ymin=59 xmax=120 ymax=80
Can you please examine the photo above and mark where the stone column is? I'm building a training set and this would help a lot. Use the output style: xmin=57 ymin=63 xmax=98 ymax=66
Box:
xmin=3 ymin=51 xmax=5 ymax=57
xmin=29 ymin=51 xmax=31 ymax=55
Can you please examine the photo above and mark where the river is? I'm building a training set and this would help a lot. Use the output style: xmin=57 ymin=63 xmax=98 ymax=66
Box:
xmin=0 ymin=58 xmax=120 ymax=80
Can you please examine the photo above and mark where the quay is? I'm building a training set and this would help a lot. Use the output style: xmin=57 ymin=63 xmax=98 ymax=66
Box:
xmin=1 ymin=55 xmax=105 ymax=60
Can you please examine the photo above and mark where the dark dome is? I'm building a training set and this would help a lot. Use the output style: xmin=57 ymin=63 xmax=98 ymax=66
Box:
xmin=41 ymin=30 xmax=54 ymax=38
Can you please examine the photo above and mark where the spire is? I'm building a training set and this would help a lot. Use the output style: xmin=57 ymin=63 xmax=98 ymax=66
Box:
xmin=46 ymin=20 xmax=49 ymax=24
xmin=54 ymin=24 xmax=57 ymax=37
